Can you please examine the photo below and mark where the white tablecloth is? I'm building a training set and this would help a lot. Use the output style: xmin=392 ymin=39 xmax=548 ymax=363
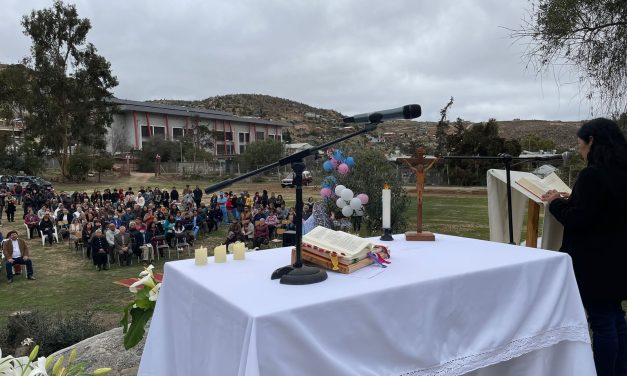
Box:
xmin=138 ymin=234 xmax=595 ymax=376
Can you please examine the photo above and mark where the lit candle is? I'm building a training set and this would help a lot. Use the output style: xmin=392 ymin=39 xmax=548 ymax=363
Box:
xmin=195 ymin=246 xmax=208 ymax=266
xmin=382 ymin=183 xmax=391 ymax=229
xmin=233 ymin=242 xmax=246 ymax=260
xmin=214 ymin=245 xmax=227 ymax=263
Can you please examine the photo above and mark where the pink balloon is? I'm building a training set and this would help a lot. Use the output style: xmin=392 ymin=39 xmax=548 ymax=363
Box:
xmin=330 ymin=158 xmax=339 ymax=168
xmin=320 ymin=187 xmax=333 ymax=198
xmin=357 ymin=193 xmax=369 ymax=205
xmin=337 ymin=163 xmax=350 ymax=175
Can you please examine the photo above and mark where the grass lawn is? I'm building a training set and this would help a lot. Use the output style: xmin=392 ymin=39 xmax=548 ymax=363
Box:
xmin=1 ymin=174 xmax=503 ymax=331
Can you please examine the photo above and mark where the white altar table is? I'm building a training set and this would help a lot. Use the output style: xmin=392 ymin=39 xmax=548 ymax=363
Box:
xmin=138 ymin=234 xmax=595 ymax=376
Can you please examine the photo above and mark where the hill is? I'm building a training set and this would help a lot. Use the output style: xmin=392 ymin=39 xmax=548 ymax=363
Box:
xmin=152 ymin=95 xmax=583 ymax=152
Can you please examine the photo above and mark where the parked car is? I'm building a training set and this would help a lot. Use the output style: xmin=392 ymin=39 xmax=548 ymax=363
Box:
xmin=0 ymin=175 xmax=18 ymax=190
xmin=15 ymin=176 xmax=53 ymax=190
xmin=281 ymin=171 xmax=313 ymax=188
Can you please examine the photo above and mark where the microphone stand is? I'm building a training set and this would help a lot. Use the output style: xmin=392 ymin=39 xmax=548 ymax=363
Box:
xmin=205 ymin=122 xmax=380 ymax=285
xmin=442 ymin=154 xmax=565 ymax=245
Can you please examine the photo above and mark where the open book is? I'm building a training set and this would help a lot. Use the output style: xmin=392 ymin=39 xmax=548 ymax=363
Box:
xmin=302 ymin=226 xmax=386 ymax=264
xmin=516 ymin=172 xmax=571 ymax=200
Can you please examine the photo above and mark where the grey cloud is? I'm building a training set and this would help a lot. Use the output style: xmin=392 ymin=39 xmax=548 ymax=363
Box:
xmin=0 ymin=0 xmax=595 ymax=121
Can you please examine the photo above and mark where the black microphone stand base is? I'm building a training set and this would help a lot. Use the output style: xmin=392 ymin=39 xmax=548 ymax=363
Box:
xmin=271 ymin=264 xmax=328 ymax=285
xmin=380 ymin=228 xmax=393 ymax=241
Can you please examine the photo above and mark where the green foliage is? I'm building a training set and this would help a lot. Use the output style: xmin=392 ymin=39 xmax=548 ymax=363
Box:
xmin=21 ymin=0 xmax=118 ymax=178
xmin=335 ymin=148 xmax=409 ymax=234
xmin=512 ymin=0 xmax=627 ymax=115
xmin=67 ymin=152 xmax=90 ymax=181
xmin=0 ymin=311 xmax=105 ymax=356
xmin=135 ymin=138 xmax=180 ymax=172
xmin=446 ymin=119 xmax=522 ymax=185
xmin=238 ymin=139 xmax=284 ymax=172
xmin=519 ymin=134 xmax=557 ymax=152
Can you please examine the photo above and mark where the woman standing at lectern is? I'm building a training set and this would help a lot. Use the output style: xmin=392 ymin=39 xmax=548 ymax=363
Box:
xmin=543 ymin=118 xmax=627 ymax=376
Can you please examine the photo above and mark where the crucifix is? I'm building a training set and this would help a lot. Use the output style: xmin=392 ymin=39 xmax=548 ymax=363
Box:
xmin=400 ymin=148 xmax=437 ymax=241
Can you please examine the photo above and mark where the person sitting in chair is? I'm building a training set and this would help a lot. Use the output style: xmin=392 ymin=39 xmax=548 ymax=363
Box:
xmin=114 ymin=226 xmax=132 ymax=266
xmin=23 ymin=208 xmax=40 ymax=239
xmin=39 ymin=213 xmax=55 ymax=246
xmin=253 ymin=218 xmax=269 ymax=248
xmin=3 ymin=230 xmax=35 ymax=283
xmin=91 ymin=229 xmax=109 ymax=271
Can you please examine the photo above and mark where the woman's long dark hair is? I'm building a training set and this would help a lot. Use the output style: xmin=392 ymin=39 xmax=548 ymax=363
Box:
xmin=577 ymin=118 xmax=627 ymax=168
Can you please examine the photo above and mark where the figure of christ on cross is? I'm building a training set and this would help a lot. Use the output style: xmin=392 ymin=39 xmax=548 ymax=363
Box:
xmin=400 ymin=148 xmax=437 ymax=241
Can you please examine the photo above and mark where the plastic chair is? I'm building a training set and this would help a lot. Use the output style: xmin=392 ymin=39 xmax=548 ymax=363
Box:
xmin=154 ymin=236 xmax=170 ymax=259
xmin=24 ymin=224 xmax=39 ymax=239
xmin=41 ymin=226 xmax=59 ymax=246
xmin=175 ymin=233 xmax=191 ymax=259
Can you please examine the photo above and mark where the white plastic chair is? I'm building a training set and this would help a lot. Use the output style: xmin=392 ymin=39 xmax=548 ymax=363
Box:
xmin=41 ymin=226 xmax=59 ymax=246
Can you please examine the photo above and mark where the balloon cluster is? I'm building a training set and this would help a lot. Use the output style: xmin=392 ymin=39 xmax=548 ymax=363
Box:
xmin=320 ymin=183 xmax=369 ymax=217
xmin=322 ymin=149 xmax=355 ymax=176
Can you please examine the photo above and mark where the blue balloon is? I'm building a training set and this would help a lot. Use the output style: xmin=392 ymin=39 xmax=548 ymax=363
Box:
xmin=323 ymin=160 xmax=333 ymax=172
xmin=345 ymin=156 xmax=355 ymax=167
xmin=333 ymin=150 xmax=344 ymax=162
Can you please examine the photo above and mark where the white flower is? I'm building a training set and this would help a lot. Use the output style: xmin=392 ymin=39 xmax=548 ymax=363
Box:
xmin=27 ymin=357 xmax=48 ymax=376
xmin=20 ymin=339 xmax=34 ymax=347
xmin=0 ymin=349 xmax=15 ymax=376
xmin=9 ymin=356 xmax=31 ymax=376
xmin=148 ymin=283 xmax=161 ymax=302
xmin=129 ymin=274 xmax=155 ymax=293
xmin=139 ymin=265 xmax=154 ymax=278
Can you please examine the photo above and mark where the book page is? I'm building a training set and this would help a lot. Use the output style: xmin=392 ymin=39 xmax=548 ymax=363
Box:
xmin=303 ymin=226 xmax=372 ymax=257
xmin=516 ymin=177 xmax=549 ymax=199
xmin=542 ymin=172 xmax=571 ymax=193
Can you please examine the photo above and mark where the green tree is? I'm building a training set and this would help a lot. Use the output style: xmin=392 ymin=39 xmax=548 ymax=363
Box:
xmin=238 ymin=139 xmax=284 ymax=172
xmin=136 ymin=138 xmax=180 ymax=172
xmin=519 ymin=134 xmax=557 ymax=152
xmin=435 ymin=97 xmax=454 ymax=156
xmin=184 ymin=115 xmax=214 ymax=172
xmin=67 ymin=151 xmax=90 ymax=181
xmin=335 ymin=148 xmax=409 ymax=234
xmin=446 ymin=119 xmax=522 ymax=185
xmin=21 ymin=1 xmax=118 ymax=179
xmin=511 ymin=0 xmax=627 ymax=115
xmin=92 ymin=153 xmax=114 ymax=182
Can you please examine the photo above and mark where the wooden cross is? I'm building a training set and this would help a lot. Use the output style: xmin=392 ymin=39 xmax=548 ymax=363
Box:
xmin=399 ymin=148 xmax=437 ymax=241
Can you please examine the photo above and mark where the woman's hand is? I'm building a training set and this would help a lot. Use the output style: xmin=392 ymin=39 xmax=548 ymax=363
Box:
xmin=541 ymin=189 xmax=569 ymax=203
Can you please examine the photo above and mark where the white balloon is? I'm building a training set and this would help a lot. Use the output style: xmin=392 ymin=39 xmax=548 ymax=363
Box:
xmin=334 ymin=185 xmax=346 ymax=196
xmin=340 ymin=188 xmax=354 ymax=201
xmin=349 ymin=197 xmax=362 ymax=210
xmin=355 ymin=208 xmax=364 ymax=216
xmin=341 ymin=206 xmax=354 ymax=217
xmin=336 ymin=197 xmax=347 ymax=208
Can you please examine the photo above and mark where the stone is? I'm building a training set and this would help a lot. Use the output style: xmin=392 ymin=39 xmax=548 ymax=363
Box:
xmin=50 ymin=326 xmax=146 ymax=375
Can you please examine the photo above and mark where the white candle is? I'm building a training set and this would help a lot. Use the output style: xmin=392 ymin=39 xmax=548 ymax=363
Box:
xmin=382 ymin=185 xmax=391 ymax=229
xmin=233 ymin=242 xmax=246 ymax=260
xmin=195 ymin=246 xmax=208 ymax=266
xmin=214 ymin=245 xmax=227 ymax=263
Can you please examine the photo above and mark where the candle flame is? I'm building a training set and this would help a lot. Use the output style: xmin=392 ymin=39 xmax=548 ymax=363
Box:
xmin=383 ymin=182 xmax=390 ymax=189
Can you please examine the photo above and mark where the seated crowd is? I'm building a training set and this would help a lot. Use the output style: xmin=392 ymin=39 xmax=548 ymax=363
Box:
xmin=1 ymin=184 xmax=311 ymax=276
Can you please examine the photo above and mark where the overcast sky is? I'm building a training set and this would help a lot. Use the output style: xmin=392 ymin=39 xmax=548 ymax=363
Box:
xmin=0 ymin=0 xmax=595 ymax=122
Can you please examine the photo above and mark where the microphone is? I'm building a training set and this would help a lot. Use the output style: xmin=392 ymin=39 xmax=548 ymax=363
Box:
xmin=343 ymin=104 xmax=421 ymax=123
xmin=531 ymin=152 xmax=573 ymax=161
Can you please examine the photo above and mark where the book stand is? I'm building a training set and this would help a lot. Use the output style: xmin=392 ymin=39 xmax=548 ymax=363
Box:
xmin=443 ymin=154 xmax=566 ymax=245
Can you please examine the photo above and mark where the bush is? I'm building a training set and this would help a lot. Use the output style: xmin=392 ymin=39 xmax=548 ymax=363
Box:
xmin=0 ymin=311 xmax=106 ymax=356
xmin=335 ymin=148 xmax=409 ymax=234
xmin=67 ymin=152 xmax=91 ymax=181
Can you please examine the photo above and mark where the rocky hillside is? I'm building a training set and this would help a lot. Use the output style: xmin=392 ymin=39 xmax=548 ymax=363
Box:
xmin=152 ymin=95 xmax=583 ymax=151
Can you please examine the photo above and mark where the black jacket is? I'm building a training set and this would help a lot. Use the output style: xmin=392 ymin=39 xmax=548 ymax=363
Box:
xmin=549 ymin=165 xmax=627 ymax=305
